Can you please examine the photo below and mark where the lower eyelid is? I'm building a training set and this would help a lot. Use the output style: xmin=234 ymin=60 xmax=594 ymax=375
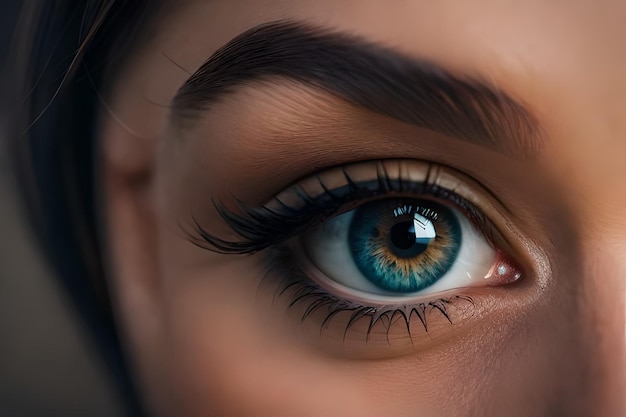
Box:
xmin=290 ymin=237 xmax=473 ymax=306
xmin=257 ymin=246 xmax=508 ymax=359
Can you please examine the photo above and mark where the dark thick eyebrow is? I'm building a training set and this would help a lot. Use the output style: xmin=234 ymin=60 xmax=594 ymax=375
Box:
xmin=172 ymin=20 xmax=543 ymax=158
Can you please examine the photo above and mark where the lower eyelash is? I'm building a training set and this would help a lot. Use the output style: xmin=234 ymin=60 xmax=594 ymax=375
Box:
xmin=262 ymin=246 xmax=476 ymax=342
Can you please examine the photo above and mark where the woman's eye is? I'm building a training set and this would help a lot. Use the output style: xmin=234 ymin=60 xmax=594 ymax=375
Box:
xmin=298 ymin=198 xmax=506 ymax=303
xmin=191 ymin=159 xmax=526 ymax=352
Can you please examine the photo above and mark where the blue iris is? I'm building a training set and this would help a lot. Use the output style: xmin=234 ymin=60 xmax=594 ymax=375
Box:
xmin=348 ymin=199 xmax=462 ymax=293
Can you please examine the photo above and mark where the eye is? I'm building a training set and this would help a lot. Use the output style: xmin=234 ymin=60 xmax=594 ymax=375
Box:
xmin=299 ymin=197 xmax=516 ymax=304
xmin=190 ymin=159 xmax=526 ymax=348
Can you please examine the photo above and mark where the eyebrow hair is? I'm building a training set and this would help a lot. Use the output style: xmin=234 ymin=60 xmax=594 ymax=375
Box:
xmin=171 ymin=20 xmax=543 ymax=158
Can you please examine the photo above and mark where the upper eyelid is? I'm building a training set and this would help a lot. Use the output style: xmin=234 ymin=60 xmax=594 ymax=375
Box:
xmin=188 ymin=159 xmax=513 ymax=257
xmin=272 ymin=159 xmax=514 ymax=218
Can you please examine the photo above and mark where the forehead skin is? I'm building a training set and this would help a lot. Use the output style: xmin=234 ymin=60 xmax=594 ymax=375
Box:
xmin=102 ymin=1 xmax=626 ymax=416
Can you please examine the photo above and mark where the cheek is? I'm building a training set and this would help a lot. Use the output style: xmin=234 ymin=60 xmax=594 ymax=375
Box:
xmin=157 ymin=249 xmax=369 ymax=417
xmin=577 ymin=244 xmax=626 ymax=415
xmin=155 ymin=227 xmax=414 ymax=415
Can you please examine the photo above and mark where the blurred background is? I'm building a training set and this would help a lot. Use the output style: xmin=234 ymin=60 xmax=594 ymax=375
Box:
xmin=0 ymin=3 xmax=127 ymax=416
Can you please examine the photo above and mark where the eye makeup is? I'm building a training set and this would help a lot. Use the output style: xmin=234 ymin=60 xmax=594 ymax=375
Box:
xmin=185 ymin=159 xmax=527 ymax=354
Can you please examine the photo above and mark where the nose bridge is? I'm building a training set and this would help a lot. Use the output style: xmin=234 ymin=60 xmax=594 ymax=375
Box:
xmin=546 ymin=131 xmax=626 ymax=414
xmin=575 ymin=224 xmax=626 ymax=416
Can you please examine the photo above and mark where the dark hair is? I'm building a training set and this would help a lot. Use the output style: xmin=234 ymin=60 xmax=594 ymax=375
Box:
xmin=2 ymin=1 xmax=160 ymax=414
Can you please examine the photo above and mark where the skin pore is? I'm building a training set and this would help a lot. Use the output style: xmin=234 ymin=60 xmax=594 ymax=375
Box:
xmin=100 ymin=1 xmax=625 ymax=416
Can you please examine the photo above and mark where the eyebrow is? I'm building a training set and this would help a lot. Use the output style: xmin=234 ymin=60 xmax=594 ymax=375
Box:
xmin=171 ymin=20 xmax=543 ymax=158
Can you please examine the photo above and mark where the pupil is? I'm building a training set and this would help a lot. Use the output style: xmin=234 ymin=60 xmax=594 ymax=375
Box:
xmin=390 ymin=221 xmax=417 ymax=250
xmin=388 ymin=220 xmax=432 ymax=258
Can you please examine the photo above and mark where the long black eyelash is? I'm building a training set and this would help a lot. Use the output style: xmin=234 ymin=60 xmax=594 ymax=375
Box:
xmin=271 ymin=266 xmax=475 ymax=341
xmin=190 ymin=162 xmax=489 ymax=254
xmin=260 ymin=246 xmax=475 ymax=341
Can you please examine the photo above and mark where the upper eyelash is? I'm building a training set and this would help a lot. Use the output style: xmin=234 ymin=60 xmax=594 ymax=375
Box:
xmin=189 ymin=161 xmax=492 ymax=254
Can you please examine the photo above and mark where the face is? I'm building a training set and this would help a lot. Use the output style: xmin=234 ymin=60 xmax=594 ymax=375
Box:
xmin=100 ymin=1 xmax=626 ymax=416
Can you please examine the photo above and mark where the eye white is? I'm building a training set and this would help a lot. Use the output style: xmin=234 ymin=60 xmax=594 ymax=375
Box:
xmin=298 ymin=203 xmax=495 ymax=304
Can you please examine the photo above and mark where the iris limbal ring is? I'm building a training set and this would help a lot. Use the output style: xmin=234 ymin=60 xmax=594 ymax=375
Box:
xmin=348 ymin=199 xmax=462 ymax=293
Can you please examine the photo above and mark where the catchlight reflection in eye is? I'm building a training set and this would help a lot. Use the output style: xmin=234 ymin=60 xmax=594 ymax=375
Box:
xmin=299 ymin=197 xmax=521 ymax=304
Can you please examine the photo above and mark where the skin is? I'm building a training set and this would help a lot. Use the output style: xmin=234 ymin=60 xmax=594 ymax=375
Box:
xmin=100 ymin=1 xmax=625 ymax=416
